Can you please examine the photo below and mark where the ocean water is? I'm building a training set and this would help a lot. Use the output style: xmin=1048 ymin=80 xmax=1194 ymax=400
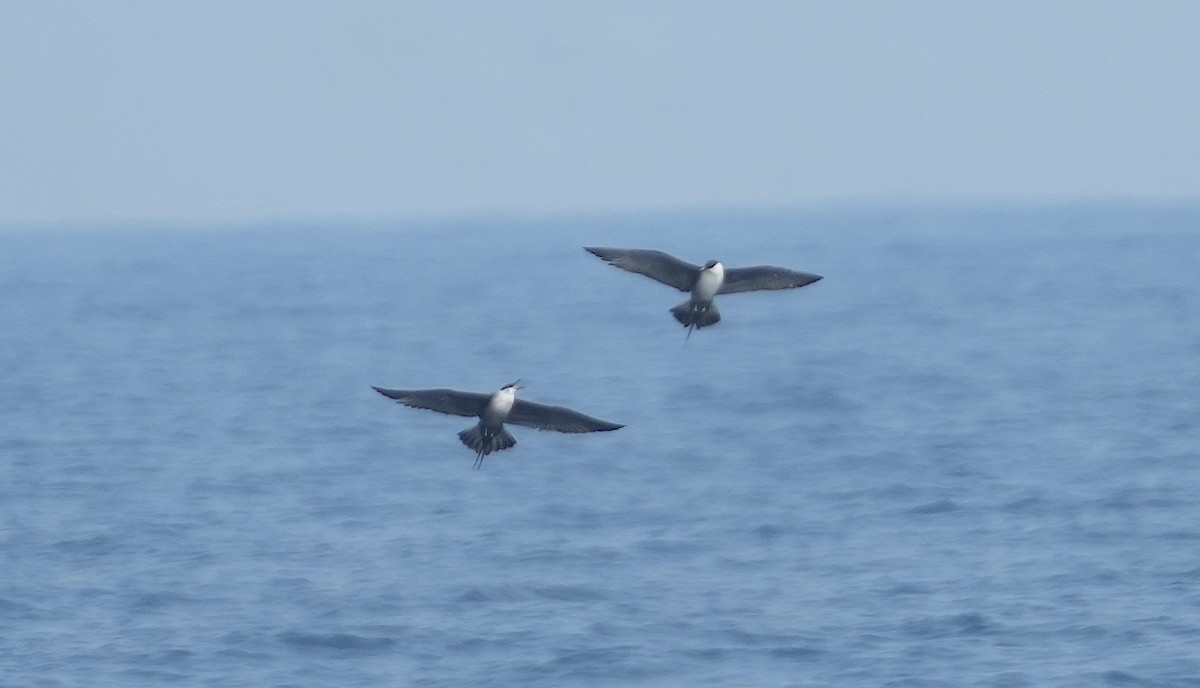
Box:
xmin=1 ymin=207 xmax=1199 ymax=687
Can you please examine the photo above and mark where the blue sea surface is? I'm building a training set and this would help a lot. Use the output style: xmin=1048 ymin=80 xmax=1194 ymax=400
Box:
xmin=2 ymin=207 xmax=1199 ymax=687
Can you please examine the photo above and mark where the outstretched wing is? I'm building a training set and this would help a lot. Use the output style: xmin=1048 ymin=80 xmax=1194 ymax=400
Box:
xmin=584 ymin=247 xmax=699 ymax=292
xmin=506 ymin=399 xmax=624 ymax=433
xmin=718 ymin=266 xmax=823 ymax=294
xmin=372 ymin=387 xmax=489 ymax=418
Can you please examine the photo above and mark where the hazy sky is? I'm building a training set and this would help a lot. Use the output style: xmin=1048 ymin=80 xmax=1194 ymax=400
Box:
xmin=2 ymin=1 xmax=1198 ymax=226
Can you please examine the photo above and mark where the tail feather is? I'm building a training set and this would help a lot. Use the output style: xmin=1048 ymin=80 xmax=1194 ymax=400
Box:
xmin=670 ymin=300 xmax=721 ymax=329
xmin=458 ymin=423 xmax=517 ymax=468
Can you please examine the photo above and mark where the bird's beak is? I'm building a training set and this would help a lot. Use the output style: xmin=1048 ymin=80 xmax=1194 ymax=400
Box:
xmin=509 ymin=379 xmax=524 ymax=390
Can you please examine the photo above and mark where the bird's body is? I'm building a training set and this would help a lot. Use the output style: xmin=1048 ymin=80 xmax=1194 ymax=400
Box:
xmin=372 ymin=381 xmax=622 ymax=469
xmin=670 ymin=259 xmax=727 ymax=334
xmin=584 ymin=247 xmax=822 ymax=337
xmin=692 ymin=260 xmax=725 ymax=302
xmin=482 ymin=384 xmax=517 ymax=424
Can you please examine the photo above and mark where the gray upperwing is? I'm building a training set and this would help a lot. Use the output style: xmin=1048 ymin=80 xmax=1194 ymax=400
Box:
xmin=372 ymin=387 xmax=489 ymax=418
xmin=506 ymin=399 xmax=624 ymax=433
xmin=584 ymin=247 xmax=699 ymax=292
xmin=718 ymin=266 xmax=823 ymax=294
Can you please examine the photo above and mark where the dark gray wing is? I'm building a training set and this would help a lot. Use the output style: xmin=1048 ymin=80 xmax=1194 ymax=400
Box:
xmin=506 ymin=399 xmax=624 ymax=433
xmin=584 ymin=247 xmax=699 ymax=292
xmin=718 ymin=266 xmax=823 ymax=294
xmin=372 ymin=387 xmax=489 ymax=418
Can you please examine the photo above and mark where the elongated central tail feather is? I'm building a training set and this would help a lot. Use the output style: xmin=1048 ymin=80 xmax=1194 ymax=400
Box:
xmin=458 ymin=422 xmax=517 ymax=468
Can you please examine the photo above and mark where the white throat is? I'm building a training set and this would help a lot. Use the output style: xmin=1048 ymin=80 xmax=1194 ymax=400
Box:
xmin=693 ymin=261 xmax=725 ymax=301
xmin=485 ymin=386 xmax=517 ymax=422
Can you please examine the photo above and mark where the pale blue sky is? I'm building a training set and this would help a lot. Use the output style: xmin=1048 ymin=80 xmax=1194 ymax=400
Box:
xmin=2 ymin=1 xmax=1198 ymax=226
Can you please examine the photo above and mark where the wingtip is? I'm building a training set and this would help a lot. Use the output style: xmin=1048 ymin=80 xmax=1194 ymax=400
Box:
xmin=796 ymin=272 xmax=823 ymax=287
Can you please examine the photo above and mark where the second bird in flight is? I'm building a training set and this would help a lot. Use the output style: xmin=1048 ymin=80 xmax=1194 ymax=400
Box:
xmin=585 ymin=247 xmax=822 ymax=338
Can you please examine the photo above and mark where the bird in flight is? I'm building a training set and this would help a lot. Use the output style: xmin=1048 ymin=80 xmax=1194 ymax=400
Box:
xmin=584 ymin=247 xmax=822 ymax=338
xmin=372 ymin=381 xmax=623 ymax=468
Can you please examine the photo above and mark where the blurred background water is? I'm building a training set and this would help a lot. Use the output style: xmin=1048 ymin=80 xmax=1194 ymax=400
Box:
xmin=1 ymin=206 xmax=1199 ymax=687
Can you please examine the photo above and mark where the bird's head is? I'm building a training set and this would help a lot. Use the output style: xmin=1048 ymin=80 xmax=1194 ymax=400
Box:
xmin=703 ymin=259 xmax=720 ymax=270
xmin=502 ymin=379 xmax=524 ymax=392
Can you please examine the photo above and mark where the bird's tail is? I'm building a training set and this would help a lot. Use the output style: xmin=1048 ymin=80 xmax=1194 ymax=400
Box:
xmin=670 ymin=300 xmax=721 ymax=332
xmin=458 ymin=423 xmax=517 ymax=468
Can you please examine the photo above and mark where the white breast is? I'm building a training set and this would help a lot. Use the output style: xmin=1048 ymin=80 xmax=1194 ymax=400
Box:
xmin=484 ymin=387 xmax=517 ymax=423
xmin=693 ymin=262 xmax=725 ymax=301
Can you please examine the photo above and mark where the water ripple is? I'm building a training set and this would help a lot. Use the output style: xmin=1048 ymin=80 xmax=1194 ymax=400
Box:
xmin=902 ymin=611 xmax=999 ymax=639
xmin=906 ymin=498 xmax=962 ymax=515
xmin=277 ymin=631 xmax=398 ymax=654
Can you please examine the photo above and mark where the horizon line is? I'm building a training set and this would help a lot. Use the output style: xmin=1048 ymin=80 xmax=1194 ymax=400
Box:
xmin=3 ymin=196 xmax=1200 ymax=234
